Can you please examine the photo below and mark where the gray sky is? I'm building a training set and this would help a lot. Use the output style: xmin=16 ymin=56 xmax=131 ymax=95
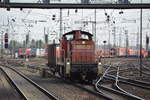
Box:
xmin=0 ymin=8 xmax=150 ymax=48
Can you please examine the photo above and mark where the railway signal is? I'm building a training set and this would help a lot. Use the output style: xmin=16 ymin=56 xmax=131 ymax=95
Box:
xmin=4 ymin=33 xmax=9 ymax=48
xmin=26 ymin=34 xmax=29 ymax=45
xmin=45 ymin=34 xmax=48 ymax=45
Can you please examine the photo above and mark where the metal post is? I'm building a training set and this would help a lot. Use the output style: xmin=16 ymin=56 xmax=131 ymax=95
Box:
xmin=140 ymin=8 xmax=143 ymax=76
xmin=104 ymin=42 xmax=105 ymax=63
xmin=25 ymin=34 xmax=27 ymax=60
xmin=125 ymin=30 xmax=128 ymax=57
xmin=44 ymin=27 xmax=45 ymax=45
xmin=92 ymin=23 xmax=94 ymax=38
xmin=25 ymin=32 xmax=29 ymax=61
xmin=44 ymin=27 xmax=48 ymax=46
xmin=60 ymin=8 xmax=62 ymax=38
xmin=94 ymin=9 xmax=97 ymax=44
xmin=13 ymin=40 xmax=15 ymax=58
xmin=113 ymin=27 xmax=116 ymax=49
xmin=108 ymin=22 xmax=111 ymax=51
xmin=63 ymin=22 xmax=65 ymax=33
xmin=1 ymin=31 xmax=3 ymax=58
xmin=119 ymin=28 xmax=122 ymax=47
xmin=136 ymin=29 xmax=139 ymax=55
xmin=103 ymin=41 xmax=106 ymax=63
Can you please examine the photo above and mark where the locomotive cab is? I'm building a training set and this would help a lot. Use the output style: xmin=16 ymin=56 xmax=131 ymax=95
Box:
xmin=60 ymin=30 xmax=102 ymax=81
xmin=48 ymin=30 xmax=102 ymax=81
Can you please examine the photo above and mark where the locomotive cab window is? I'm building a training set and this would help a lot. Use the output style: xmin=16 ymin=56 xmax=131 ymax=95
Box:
xmin=81 ymin=34 xmax=89 ymax=40
xmin=65 ymin=34 xmax=74 ymax=40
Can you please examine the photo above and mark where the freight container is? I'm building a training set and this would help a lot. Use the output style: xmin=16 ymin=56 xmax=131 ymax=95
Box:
xmin=48 ymin=44 xmax=56 ymax=66
xmin=148 ymin=49 xmax=150 ymax=57
xmin=36 ymin=49 xmax=46 ymax=57
xmin=31 ymin=48 xmax=37 ymax=57
xmin=18 ymin=48 xmax=31 ymax=58
xmin=116 ymin=48 xmax=126 ymax=56
xmin=47 ymin=44 xmax=60 ymax=70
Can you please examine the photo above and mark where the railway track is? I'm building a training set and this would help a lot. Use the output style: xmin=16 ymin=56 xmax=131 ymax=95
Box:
xmin=106 ymin=69 xmax=150 ymax=91
xmin=106 ymin=72 xmax=150 ymax=89
xmin=104 ymin=62 xmax=150 ymax=100
xmin=95 ymin=64 xmax=144 ymax=100
xmin=0 ymin=68 xmax=25 ymax=100
xmin=142 ymin=64 xmax=150 ymax=72
xmin=3 ymin=60 xmax=114 ymax=100
xmin=0 ymin=65 xmax=58 ymax=100
xmin=3 ymin=59 xmax=148 ymax=100
xmin=13 ymin=60 xmax=133 ymax=100
xmin=45 ymin=70 xmax=113 ymax=100
xmin=114 ymin=67 xmax=144 ymax=100
xmin=133 ymin=63 xmax=150 ymax=76
xmin=107 ymin=62 xmax=150 ymax=78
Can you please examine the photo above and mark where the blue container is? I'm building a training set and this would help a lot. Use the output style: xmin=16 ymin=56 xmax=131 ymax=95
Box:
xmin=31 ymin=48 xmax=37 ymax=57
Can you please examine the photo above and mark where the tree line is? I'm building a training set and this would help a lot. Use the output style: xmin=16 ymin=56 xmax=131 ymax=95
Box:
xmin=9 ymin=39 xmax=45 ymax=49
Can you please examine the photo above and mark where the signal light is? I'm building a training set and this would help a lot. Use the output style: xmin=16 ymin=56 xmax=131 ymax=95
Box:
xmin=4 ymin=33 xmax=9 ymax=48
xmin=103 ymin=41 xmax=106 ymax=43
xmin=52 ymin=15 xmax=56 ymax=18
xmin=52 ymin=17 xmax=55 ymax=20
xmin=75 ymin=9 xmax=78 ymax=13
xmin=52 ymin=14 xmax=56 ymax=20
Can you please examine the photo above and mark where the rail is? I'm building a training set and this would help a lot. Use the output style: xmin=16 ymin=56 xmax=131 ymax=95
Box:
xmin=95 ymin=64 xmax=114 ymax=100
xmin=0 ymin=67 xmax=27 ymax=100
xmin=105 ymin=74 xmax=150 ymax=90
xmin=2 ymin=65 xmax=59 ymax=100
xmin=95 ymin=63 xmax=144 ymax=100
xmin=133 ymin=63 xmax=150 ymax=76
xmin=114 ymin=67 xmax=143 ymax=100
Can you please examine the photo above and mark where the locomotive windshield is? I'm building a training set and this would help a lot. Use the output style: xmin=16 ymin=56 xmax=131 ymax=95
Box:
xmin=64 ymin=34 xmax=74 ymax=40
xmin=63 ymin=30 xmax=93 ymax=41
xmin=64 ymin=34 xmax=91 ymax=40
xmin=81 ymin=34 xmax=90 ymax=40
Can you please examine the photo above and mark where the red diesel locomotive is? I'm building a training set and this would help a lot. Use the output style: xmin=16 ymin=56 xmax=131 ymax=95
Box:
xmin=48 ymin=30 xmax=102 ymax=81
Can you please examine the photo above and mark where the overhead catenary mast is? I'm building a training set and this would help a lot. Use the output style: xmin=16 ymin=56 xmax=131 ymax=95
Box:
xmin=60 ymin=8 xmax=63 ymax=39
xmin=125 ymin=30 xmax=129 ymax=57
xmin=94 ymin=9 xmax=97 ymax=46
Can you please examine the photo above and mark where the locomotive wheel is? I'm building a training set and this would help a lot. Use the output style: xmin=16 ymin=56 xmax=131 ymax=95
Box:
xmin=59 ymin=66 xmax=65 ymax=78
xmin=52 ymin=71 xmax=56 ymax=75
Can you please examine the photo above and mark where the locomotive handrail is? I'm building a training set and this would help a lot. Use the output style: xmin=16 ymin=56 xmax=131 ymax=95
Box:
xmin=60 ymin=48 xmax=65 ymax=63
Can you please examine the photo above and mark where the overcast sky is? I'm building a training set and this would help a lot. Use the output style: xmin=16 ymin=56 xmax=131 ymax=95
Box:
xmin=0 ymin=8 xmax=150 ymax=48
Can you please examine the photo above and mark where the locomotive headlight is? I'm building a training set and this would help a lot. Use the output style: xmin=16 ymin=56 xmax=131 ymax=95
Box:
xmin=82 ymin=41 xmax=85 ymax=44
xmin=98 ymin=62 xmax=103 ymax=75
xmin=98 ymin=62 xmax=102 ymax=65
xmin=67 ymin=62 xmax=70 ymax=65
